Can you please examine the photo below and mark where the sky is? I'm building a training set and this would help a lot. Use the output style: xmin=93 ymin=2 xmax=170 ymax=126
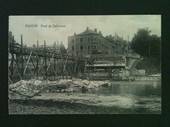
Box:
xmin=9 ymin=15 xmax=161 ymax=48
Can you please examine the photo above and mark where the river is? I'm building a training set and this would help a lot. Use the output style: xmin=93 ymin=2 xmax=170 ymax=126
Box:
xmin=9 ymin=80 xmax=161 ymax=114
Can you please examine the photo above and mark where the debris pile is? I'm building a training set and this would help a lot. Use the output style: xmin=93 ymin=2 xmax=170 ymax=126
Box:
xmin=9 ymin=79 xmax=48 ymax=98
xmin=45 ymin=79 xmax=111 ymax=93
xmin=9 ymin=79 xmax=112 ymax=99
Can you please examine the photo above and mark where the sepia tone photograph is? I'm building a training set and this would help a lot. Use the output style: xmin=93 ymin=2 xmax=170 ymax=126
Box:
xmin=8 ymin=15 xmax=161 ymax=114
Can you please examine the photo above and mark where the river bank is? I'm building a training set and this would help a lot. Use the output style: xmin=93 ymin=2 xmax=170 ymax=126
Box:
xmin=9 ymin=93 xmax=161 ymax=114
xmin=8 ymin=79 xmax=161 ymax=114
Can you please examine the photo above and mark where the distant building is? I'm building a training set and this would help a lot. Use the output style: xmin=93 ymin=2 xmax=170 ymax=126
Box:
xmin=68 ymin=27 xmax=128 ymax=59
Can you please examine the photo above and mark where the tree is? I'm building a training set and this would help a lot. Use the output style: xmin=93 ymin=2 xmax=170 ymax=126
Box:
xmin=149 ymin=35 xmax=161 ymax=57
xmin=131 ymin=28 xmax=161 ymax=58
xmin=59 ymin=42 xmax=67 ymax=54
xmin=131 ymin=28 xmax=161 ymax=74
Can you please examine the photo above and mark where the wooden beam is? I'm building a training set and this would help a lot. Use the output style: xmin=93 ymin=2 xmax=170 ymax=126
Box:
xmin=44 ymin=40 xmax=47 ymax=79
xmin=23 ymin=51 xmax=32 ymax=75
xmin=20 ymin=35 xmax=24 ymax=78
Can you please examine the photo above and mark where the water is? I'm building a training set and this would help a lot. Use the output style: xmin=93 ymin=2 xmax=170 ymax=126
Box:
xmin=9 ymin=80 xmax=161 ymax=114
xmin=87 ymin=80 xmax=161 ymax=114
xmin=95 ymin=81 xmax=161 ymax=96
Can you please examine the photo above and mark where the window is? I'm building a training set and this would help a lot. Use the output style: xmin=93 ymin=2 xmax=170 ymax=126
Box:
xmin=71 ymin=39 xmax=74 ymax=43
xmin=88 ymin=46 xmax=90 ymax=49
xmin=88 ymin=37 xmax=93 ymax=42
xmin=105 ymin=51 xmax=108 ymax=54
xmin=80 ymin=38 xmax=83 ymax=42
xmin=80 ymin=45 xmax=83 ymax=50
xmin=92 ymin=45 xmax=96 ymax=49
xmin=87 ymin=46 xmax=90 ymax=54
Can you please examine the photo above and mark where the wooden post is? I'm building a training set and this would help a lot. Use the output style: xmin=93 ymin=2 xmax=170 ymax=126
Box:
xmin=10 ymin=53 xmax=14 ymax=80
xmin=44 ymin=40 xmax=47 ymax=80
xmin=20 ymin=35 xmax=24 ymax=79
xmin=36 ymin=40 xmax=39 ymax=79
xmin=23 ymin=51 xmax=32 ymax=75
xmin=63 ymin=53 xmax=68 ymax=79
xmin=54 ymin=57 xmax=56 ymax=80
xmin=53 ymin=42 xmax=57 ymax=80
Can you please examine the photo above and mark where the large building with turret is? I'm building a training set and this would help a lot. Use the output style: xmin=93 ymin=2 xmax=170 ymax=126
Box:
xmin=68 ymin=27 xmax=128 ymax=59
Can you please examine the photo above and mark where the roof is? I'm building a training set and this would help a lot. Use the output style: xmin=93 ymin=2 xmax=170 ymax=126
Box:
xmin=77 ymin=28 xmax=99 ymax=36
xmin=85 ymin=63 xmax=126 ymax=69
xmin=149 ymin=74 xmax=161 ymax=77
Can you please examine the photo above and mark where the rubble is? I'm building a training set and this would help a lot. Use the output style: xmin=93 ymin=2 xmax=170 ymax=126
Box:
xmin=9 ymin=78 xmax=112 ymax=99
xmin=9 ymin=79 xmax=48 ymax=98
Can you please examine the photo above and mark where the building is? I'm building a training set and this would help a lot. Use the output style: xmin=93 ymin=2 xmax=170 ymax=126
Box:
xmin=68 ymin=27 xmax=128 ymax=59
xmin=67 ymin=27 xmax=142 ymax=80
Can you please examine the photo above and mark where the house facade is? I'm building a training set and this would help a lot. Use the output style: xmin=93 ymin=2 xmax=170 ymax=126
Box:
xmin=68 ymin=27 xmax=128 ymax=59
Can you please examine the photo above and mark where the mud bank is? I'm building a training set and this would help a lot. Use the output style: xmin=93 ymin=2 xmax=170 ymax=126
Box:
xmin=9 ymin=93 xmax=161 ymax=114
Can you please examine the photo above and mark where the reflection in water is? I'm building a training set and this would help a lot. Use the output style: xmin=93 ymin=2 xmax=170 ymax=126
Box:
xmin=95 ymin=81 xmax=161 ymax=97
xmin=88 ymin=80 xmax=161 ymax=114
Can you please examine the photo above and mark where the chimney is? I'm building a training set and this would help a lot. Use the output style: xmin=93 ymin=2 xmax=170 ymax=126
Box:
xmin=86 ymin=27 xmax=89 ymax=31
xmin=74 ymin=32 xmax=76 ymax=36
xmin=94 ymin=28 xmax=97 ymax=32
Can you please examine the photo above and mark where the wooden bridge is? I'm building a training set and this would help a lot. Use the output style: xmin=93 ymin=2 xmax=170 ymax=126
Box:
xmin=8 ymin=35 xmax=86 ymax=83
xmin=8 ymin=35 xmax=141 ymax=83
